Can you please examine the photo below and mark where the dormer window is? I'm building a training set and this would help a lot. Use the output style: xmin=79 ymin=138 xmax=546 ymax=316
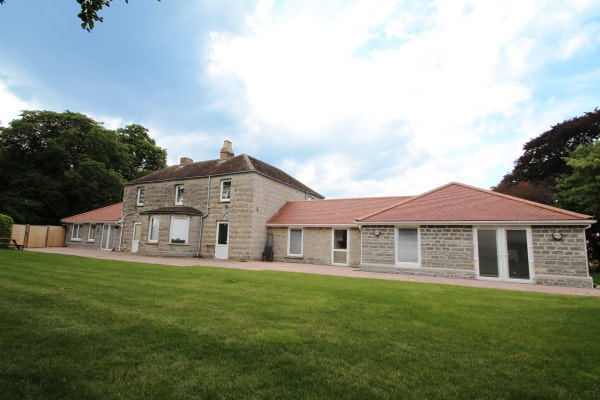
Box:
xmin=220 ymin=180 xmax=231 ymax=202
xmin=175 ymin=185 xmax=184 ymax=205
xmin=136 ymin=187 xmax=145 ymax=206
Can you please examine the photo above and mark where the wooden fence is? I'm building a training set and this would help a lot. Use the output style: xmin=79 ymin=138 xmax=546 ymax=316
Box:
xmin=11 ymin=224 xmax=66 ymax=248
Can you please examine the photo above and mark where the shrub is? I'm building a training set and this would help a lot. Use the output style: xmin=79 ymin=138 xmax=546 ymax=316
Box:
xmin=0 ymin=214 xmax=13 ymax=238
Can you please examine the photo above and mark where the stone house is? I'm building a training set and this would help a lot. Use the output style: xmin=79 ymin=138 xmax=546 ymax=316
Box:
xmin=119 ymin=141 xmax=323 ymax=259
xmin=61 ymin=203 xmax=123 ymax=251
xmin=268 ymin=182 xmax=595 ymax=288
xmin=63 ymin=141 xmax=595 ymax=288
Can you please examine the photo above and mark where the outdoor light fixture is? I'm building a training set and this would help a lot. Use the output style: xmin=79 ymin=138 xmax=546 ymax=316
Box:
xmin=374 ymin=229 xmax=381 ymax=237
xmin=552 ymin=231 xmax=563 ymax=241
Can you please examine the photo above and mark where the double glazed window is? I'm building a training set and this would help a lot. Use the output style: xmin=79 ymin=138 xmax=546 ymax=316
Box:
xmin=288 ymin=228 xmax=303 ymax=256
xmin=87 ymin=224 xmax=96 ymax=242
xmin=175 ymin=185 xmax=184 ymax=205
xmin=397 ymin=228 xmax=419 ymax=264
xmin=475 ymin=228 xmax=532 ymax=281
xmin=148 ymin=217 xmax=160 ymax=242
xmin=220 ymin=180 xmax=231 ymax=202
xmin=136 ymin=187 xmax=145 ymax=206
xmin=71 ymin=224 xmax=83 ymax=241
xmin=170 ymin=217 xmax=190 ymax=244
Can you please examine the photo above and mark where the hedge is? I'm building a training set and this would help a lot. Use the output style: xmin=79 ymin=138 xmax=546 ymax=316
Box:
xmin=0 ymin=214 xmax=13 ymax=238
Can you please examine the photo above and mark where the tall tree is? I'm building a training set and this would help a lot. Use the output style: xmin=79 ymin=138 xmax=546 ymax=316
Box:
xmin=117 ymin=124 xmax=166 ymax=180
xmin=556 ymin=141 xmax=600 ymax=264
xmin=0 ymin=110 xmax=166 ymax=225
xmin=493 ymin=108 xmax=600 ymax=203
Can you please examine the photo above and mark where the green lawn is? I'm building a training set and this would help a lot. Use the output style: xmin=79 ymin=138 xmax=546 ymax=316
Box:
xmin=1 ymin=251 xmax=599 ymax=399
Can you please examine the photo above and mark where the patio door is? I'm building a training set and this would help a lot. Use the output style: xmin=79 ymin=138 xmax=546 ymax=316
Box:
xmin=215 ymin=222 xmax=229 ymax=259
xmin=475 ymin=228 xmax=532 ymax=281
xmin=332 ymin=229 xmax=349 ymax=266
xmin=131 ymin=222 xmax=142 ymax=253
xmin=100 ymin=224 xmax=115 ymax=251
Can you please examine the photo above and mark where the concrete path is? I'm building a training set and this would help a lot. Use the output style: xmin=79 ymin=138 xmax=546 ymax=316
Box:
xmin=26 ymin=247 xmax=600 ymax=297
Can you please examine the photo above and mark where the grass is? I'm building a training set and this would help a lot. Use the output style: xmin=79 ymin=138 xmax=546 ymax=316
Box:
xmin=1 ymin=251 xmax=599 ymax=399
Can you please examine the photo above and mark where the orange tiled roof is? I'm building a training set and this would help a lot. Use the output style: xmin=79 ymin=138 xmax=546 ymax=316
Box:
xmin=61 ymin=203 xmax=123 ymax=224
xmin=357 ymin=182 xmax=592 ymax=223
xmin=267 ymin=197 xmax=412 ymax=226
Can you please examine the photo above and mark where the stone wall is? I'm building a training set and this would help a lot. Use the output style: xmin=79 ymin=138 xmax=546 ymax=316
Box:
xmin=65 ymin=223 xmax=118 ymax=250
xmin=532 ymin=225 xmax=593 ymax=288
xmin=270 ymin=226 xmax=361 ymax=267
xmin=360 ymin=225 xmax=476 ymax=279
xmin=121 ymin=171 xmax=311 ymax=260
xmin=420 ymin=225 xmax=474 ymax=271
xmin=360 ymin=225 xmax=396 ymax=265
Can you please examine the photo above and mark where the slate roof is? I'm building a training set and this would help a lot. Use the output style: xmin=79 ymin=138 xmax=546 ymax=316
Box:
xmin=267 ymin=197 xmax=412 ymax=226
xmin=61 ymin=203 xmax=123 ymax=224
xmin=126 ymin=154 xmax=323 ymax=198
xmin=357 ymin=182 xmax=593 ymax=223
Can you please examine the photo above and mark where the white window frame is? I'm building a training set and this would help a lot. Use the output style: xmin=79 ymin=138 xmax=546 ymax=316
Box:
xmin=169 ymin=216 xmax=190 ymax=244
xmin=71 ymin=224 xmax=83 ymax=241
xmin=288 ymin=228 xmax=303 ymax=257
xmin=220 ymin=180 xmax=231 ymax=202
xmin=148 ymin=216 xmax=160 ymax=243
xmin=395 ymin=227 xmax=421 ymax=267
xmin=473 ymin=226 xmax=534 ymax=283
xmin=87 ymin=224 xmax=96 ymax=242
xmin=136 ymin=187 xmax=145 ymax=206
xmin=175 ymin=185 xmax=184 ymax=205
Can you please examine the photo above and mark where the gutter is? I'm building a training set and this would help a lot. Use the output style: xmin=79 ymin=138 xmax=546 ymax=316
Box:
xmin=354 ymin=219 xmax=597 ymax=226
xmin=197 ymin=175 xmax=211 ymax=257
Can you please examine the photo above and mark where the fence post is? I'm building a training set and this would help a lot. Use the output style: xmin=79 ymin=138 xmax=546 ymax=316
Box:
xmin=24 ymin=224 xmax=30 ymax=249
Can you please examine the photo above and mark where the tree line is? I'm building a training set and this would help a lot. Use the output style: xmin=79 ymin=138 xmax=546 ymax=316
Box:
xmin=493 ymin=108 xmax=600 ymax=266
xmin=0 ymin=110 xmax=166 ymax=225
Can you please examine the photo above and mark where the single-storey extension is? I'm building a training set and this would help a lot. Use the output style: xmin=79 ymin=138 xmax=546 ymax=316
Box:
xmin=61 ymin=203 xmax=123 ymax=251
xmin=268 ymin=182 xmax=595 ymax=288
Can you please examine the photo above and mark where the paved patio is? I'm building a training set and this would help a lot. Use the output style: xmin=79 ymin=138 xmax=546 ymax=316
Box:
xmin=26 ymin=247 xmax=600 ymax=297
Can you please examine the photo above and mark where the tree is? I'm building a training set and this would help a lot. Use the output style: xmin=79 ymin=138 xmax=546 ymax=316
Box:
xmin=0 ymin=110 xmax=166 ymax=225
xmin=0 ymin=0 xmax=160 ymax=32
xmin=117 ymin=124 xmax=166 ymax=180
xmin=493 ymin=108 xmax=600 ymax=203
xmin=556 ymin=141 xmax=600 ymax=265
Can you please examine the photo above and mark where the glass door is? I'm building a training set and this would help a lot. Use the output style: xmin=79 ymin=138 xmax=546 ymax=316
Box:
xmin=475 ymin=228 xmax=532 ymax=281
xmin=332 ymin=229 xmax=348 ymax=265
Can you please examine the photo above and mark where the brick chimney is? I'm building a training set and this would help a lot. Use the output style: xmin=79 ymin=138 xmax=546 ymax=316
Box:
xmin=179 ymin=157 xmax=193 ymax=165
xmin=220 ymin=140 xmax=234 ymax=160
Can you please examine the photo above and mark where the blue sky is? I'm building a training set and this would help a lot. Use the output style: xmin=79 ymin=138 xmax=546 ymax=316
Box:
xmin=1 ymin=0 xmax=599 ymax=198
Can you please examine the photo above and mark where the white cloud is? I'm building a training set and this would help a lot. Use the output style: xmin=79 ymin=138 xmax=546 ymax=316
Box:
xmin=0 ymin=81 xmax=34 ymax=126
xmin=204 ymin=1 xmax=600 ymax=196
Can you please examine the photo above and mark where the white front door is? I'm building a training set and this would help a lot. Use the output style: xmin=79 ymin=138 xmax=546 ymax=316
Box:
xmin=100 ymin=224 xmax=115 ymax=251
xmin=131 ymin=222 xmax=142 ymax=252
xmin=215 ymin=222 xmax=229 ymax=259
xmin=332 ymin=229 xmax=349 ymax=265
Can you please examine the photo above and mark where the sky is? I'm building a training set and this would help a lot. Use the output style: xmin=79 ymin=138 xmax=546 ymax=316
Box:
xmin=1 ymin=0 xmax=599 ymax=199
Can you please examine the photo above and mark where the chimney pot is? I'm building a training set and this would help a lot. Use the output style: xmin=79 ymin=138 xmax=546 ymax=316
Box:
xmin=220 ymin=140 xmax=235 ymax=160
xmin=179 ymin=157 xmax=193 ymax=165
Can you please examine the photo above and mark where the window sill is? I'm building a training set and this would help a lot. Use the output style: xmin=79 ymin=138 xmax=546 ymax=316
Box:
xmin=168 ymin=243 xmax=190 ymax=246
xmin=71 ymin=239 xmax=82 ymax=242
xmin=147 ymin=241 xmax=159 ymax=245
xmin=87 ymin=240 xmax=95 ymax=243
xmin=286 ymin=255 xmax=303 ymax=259
xmin=220 ymin=199 xmax=231 ymax=203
